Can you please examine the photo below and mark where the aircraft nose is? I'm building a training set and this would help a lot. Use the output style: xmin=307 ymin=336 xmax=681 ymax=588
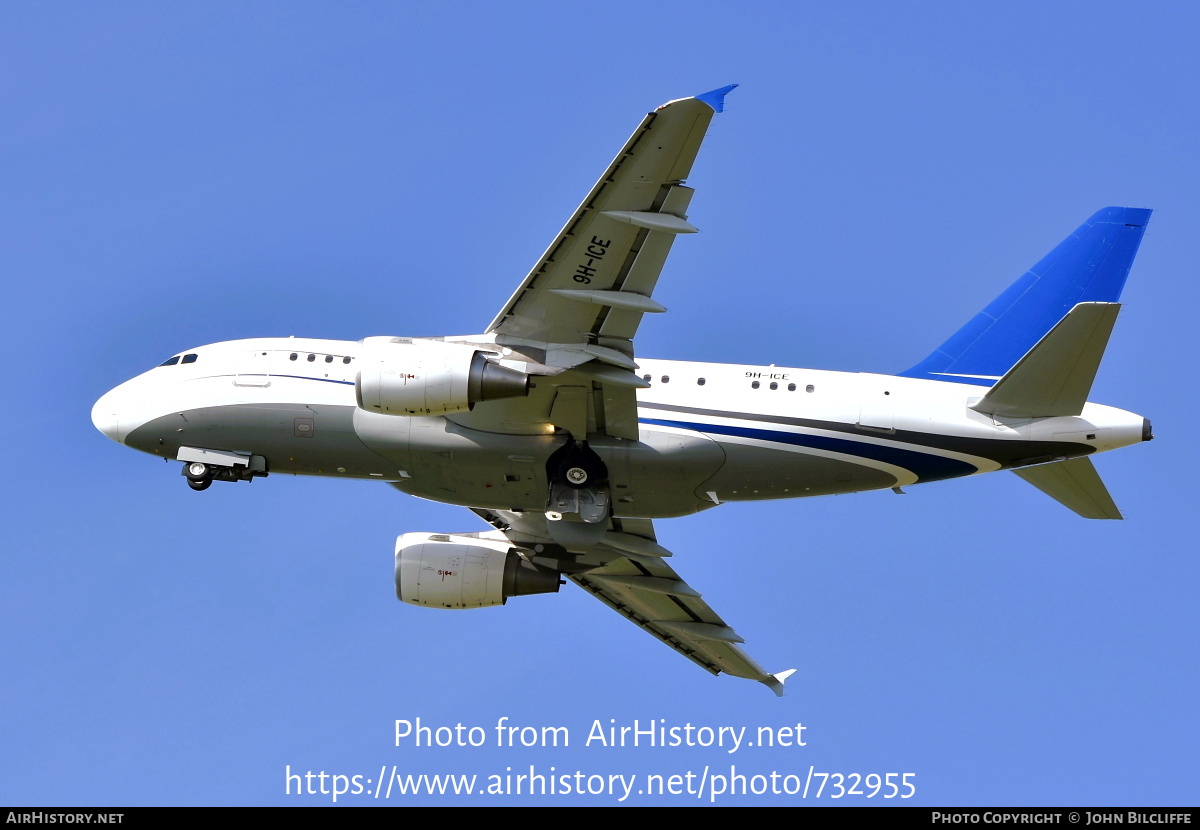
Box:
xmin=91 ymin=391 xmax=124 ymax=444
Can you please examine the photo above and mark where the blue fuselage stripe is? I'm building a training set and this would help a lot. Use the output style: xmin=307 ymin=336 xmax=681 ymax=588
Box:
xmin=272 ymin=374 xmax=355 ymax=386
xmin=639 ymin=417 xmax=978 ymax=483
xmin=214 ymin=373 xmax=356 ymax=386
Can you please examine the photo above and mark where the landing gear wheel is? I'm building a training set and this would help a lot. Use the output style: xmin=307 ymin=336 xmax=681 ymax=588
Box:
xmin=187 ymin=477 xmax=212 ymax=491
xmin=564 ymin=465 xmax=590 ymax=486
xmin=546 ymin=440 xmax=609 ymax=492
xmin=556 ymin=454 xmax=602 ymax=490
xmin=185 ymin=462 xmax=210 ymax=482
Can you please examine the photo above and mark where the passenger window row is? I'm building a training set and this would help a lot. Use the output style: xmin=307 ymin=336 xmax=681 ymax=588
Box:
xmin=749 ymin=381 xmax=814 ymax=392
xmin=639 ymin=373 xmax=815 ymax=393
xmin=289 ymin=353 xmax=353 ymax=364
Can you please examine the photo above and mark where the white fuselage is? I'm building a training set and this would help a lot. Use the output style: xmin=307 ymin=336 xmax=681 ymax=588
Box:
xmin=92 ymin=336 xmax=1147 ymax=518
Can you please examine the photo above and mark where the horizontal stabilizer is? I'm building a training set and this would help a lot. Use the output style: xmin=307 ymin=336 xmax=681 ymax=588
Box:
xmin=1013 ymin=457 xmax=1122 ymax=520
xmin=971 ymin=302 xmax=1120 ymax=418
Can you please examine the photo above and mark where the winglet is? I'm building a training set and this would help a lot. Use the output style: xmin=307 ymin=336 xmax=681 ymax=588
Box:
xmin=761 ymin=668 xmax=797 ymax=697
xmin=694 ymin=84 xmax=739 ymax=113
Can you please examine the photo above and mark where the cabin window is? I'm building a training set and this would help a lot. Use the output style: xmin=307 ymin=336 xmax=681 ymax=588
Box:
xmin=343 ymin=356 xmax=352 ymax=364
xmin=697 ymin=378 xmax=706 ymax=386
xmin=788 ymin=383 xmax=796 ymax=391
xmin=158 ymin=356 xmax=180 ymax=367
xmin=181 ymin=354 xmax=198 ymax=364
xmin=643 ymin=374 xmax=651 ymax=382
xmin=289 ymin=353 xmax=298 ymax=361
xmin=325 ymin=355 xmax=333 ymax=363
xmin=806 ymin=384 xmax=815 ymax=393
xmin=751 ymin=381 xmax=760 ymax=389
xmin=660 ymin=376 xmax=670 ymax=384
xmin=307 ymin=354 xmax=316 ymax=362
xmin=769 ymin=382 xmax=778 ymax=391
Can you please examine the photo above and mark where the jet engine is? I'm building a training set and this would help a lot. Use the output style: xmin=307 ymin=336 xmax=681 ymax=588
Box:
xmin=357 ymin=338 xmax=529 ymax=416
xmin=395 ymin=533 xmax=561 ymax=609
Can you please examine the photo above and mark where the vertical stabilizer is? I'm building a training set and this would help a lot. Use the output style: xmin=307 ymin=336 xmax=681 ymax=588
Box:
xmin=902 ymin=207 xmax=1150 ymax=384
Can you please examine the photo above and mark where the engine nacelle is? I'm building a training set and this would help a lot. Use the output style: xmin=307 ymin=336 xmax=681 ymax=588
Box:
xmin=395 ymin=533 xmax=561 ymax=609
xmin=357 ymin=338 xmax=529 ymax=416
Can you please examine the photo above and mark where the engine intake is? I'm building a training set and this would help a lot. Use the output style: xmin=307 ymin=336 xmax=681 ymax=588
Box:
xmin=357 ymin=339 xmax=529 ymax=416
xmin=395 ymin=533 xmax=560 ymax=609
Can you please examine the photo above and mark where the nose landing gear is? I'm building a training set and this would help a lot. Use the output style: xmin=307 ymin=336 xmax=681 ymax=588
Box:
xmin=179 ymin=457 xmax=268 ymax=491
xmin=185 ymin=462 xmax=213 ymax=491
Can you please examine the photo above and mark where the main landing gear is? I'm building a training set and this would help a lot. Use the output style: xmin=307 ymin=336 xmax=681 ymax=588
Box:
xmin=546 ymin=441 xmax=610 ymax=526
xmin=555 ymin=445 xmax=606 ymax=490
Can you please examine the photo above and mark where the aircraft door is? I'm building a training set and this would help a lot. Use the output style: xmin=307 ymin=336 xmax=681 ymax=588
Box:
xmin=857 ymin=373 xmax=895 ymax=433
xmin=234 ymin=349 xmax=274 ymax=390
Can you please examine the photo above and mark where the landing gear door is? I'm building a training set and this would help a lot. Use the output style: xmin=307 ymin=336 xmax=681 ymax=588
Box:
xmin=234 ymin=349 xmax=273 ymax=388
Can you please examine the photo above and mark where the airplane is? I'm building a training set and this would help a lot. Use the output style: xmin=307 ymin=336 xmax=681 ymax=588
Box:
xmin=91 ymin=85 xmax=1153 ymax=695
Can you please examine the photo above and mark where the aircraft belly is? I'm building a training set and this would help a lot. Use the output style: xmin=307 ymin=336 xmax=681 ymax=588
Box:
xmin=362 ymin=414 xmax=725 ymax=517
xmin=371 ymin=412 xmax=557 ymax=509
xmin=702 ymin=440 xmax=898 ymax=501
xmin=124 ymin=403 xmax=398 ymax=478
xmin=603 ymin=428 xmax=726 ymax=517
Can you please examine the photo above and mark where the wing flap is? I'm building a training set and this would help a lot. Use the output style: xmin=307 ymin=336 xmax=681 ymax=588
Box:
xmin=599 ymin=185 xmax=695 ymax=341
xmin=600 ymin=384 xmax=639 ymax=441
xmin=571 ymin=556 xmax=777 ymax=681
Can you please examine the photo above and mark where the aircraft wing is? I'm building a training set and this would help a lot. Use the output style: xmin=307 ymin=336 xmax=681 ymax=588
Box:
xmin=462 ymin=87 xmax=735 ymax=442
xmin=472 ymin=507 xmax=795 ymax=695
xmin=487 ymin=84 xmax=734 ymax=345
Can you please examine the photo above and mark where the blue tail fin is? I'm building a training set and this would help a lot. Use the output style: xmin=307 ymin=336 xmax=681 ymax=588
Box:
xmin=900 ymin=207 xmax=1151 ymax=384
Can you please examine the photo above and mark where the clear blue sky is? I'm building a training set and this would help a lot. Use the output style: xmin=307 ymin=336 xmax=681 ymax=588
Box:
xmin=3 ymin=1 xmax=1197 ymax=806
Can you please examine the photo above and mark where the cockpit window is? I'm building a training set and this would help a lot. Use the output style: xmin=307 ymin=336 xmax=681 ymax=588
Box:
xmin=181 ymin=354 xmax=198 ymax=364
xmin=158 ymin=356 xmax=180 ymax=367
